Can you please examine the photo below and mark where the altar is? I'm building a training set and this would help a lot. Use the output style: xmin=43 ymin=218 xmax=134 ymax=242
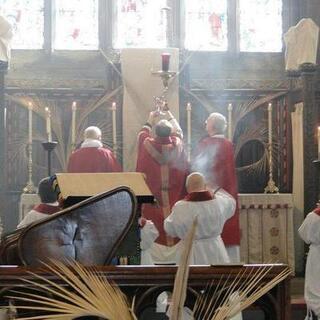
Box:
xmin=19 ymin=192 xmax=295 ymax=270
xmin=239 ymin=193 xmax=295 ymax=270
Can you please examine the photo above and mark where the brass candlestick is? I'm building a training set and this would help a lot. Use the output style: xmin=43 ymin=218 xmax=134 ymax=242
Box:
xmin=23 ymin=142 xmax=36 ymax=194
xmin=42 ymin=141 xmax=58 ymax=176
xmin=264 ymin=150 xmax=279 ymax=195
xmin=264 ymin=103 xmax=279 ymax=194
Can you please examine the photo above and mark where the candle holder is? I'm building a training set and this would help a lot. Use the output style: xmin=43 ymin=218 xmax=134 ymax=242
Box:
xmin=23 ymin=143 xmax=36 ymax=194
xmin=42 ymin=141 xmax=58 ymax=176
xmin=152 ymin=70 xmax=177 ymax=93
xmin=264 ymin=143 xmax=279 ymax=194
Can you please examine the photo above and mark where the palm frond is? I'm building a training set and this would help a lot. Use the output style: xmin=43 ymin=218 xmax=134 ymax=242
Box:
xmin=193 ymin=264 xmax=291 ymax=320
xmin=170 ymin=217 xmax=198 ymax=320
xmin=180 ymin=86 xmax=214 ymax=113
xmin=233 ymin=92 xmax=287 ymax=127
xmin=234 ymin=125 xmax=280 ymax=177
xmin=7 ymin=259 xmax=136 ymax=320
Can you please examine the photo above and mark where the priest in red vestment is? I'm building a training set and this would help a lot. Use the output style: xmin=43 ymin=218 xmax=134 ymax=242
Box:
xmin=67 ymin=126 xmax=122 ymax=173
xmin=136 ymin=111 xmax=189 ymax=263
xmin=193 ymin=112 xmax=240 ymax=263
xmin=17 ymin=177 xmax=61 ymax=228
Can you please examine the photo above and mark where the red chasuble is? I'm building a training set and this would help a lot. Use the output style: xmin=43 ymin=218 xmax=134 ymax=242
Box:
xmin=136 ymin=127 xmax=189 ymax=246
xmin=194 ymin=135 xmax=240 ymax=245
xmin=67 ymin=147 xmax=122 ymax=173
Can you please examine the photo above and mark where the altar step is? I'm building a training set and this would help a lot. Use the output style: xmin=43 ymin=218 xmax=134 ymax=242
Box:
xmin=291 ymin=297 xmax=307 ymax=320
xmin=140 ymin=278 xmax=307 ymax=320
xmin=140 ymin=300 xmax=307 ymax=320
xmin=290 ymin=277 xmax=306 ymax=320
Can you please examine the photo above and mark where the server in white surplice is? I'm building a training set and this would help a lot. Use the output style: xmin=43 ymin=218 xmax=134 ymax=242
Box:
xmin=164 ymin=172 xmax=236 ymax=265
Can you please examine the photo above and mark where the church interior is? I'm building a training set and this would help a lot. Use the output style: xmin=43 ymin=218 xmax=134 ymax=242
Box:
xmin=0 ymin=0 xmax=320 ymax=319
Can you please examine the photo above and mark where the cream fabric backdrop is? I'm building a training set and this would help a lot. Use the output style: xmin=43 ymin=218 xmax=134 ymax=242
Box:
xmin=291 ymin=103 xmax=305 ymax=273
xmin=239 ymin=194 xmax=295 ymax=270
xmin=121 ymin=48 xmax=180 ymax=171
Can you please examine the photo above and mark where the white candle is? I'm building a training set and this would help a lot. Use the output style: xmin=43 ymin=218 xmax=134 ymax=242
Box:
xmin=268 ymin=103 xmax=272 ymax=146
xmin=45 ymin=107 xmax=52 ymax=142
xmin=318 ymin=126 xmax=320 ymax=159
xmin=28 ymin=102 xmax=33 ymax=145
xmin=186 ymin=102 xmax=192 ymax=161
xmin=111 ymin=102 xmax=117 ymax=154
xmin=227 ymin=103 xmax=233 ymax=140
xmin=71 ymin=101 xmax=77 ymax=147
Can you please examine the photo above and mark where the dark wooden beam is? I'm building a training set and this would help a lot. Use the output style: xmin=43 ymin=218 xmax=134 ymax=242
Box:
xmin=301 ymin=65 xmax=318 ymax=214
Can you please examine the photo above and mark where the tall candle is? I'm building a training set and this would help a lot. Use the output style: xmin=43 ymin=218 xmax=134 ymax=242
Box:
xmin=111 ymin=102 xmax=117 ymax=155
xmin=227 ymin=103 xmax=233 ymax=140
xmin=186 ymin=102 xmax=192 ymax=161
xmin=45 ymin=107 xmax=52 ymax=142
xmin=71 ymin=101 xmax=77 ymax=147
xmin=28 ymin=102 xmax=33 ymax=145
xmin=268 ymin=103 xmax=272 ymax=146
xmin=318 ymin=126 xmax=320 ymax=159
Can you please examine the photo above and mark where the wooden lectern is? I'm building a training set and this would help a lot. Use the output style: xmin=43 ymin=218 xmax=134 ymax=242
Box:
xmin=53 ymin=172 xmax=154 ymax=207
xmin=52 ymin=172 xmax=155 ymax=265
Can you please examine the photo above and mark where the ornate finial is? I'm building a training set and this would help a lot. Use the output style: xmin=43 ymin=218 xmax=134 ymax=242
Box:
xmin=264 ymin=178 xmax=279 ymax=194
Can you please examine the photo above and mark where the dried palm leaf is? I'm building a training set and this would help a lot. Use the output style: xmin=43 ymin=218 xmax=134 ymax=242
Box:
xmin=100 ymin=48 xmax=122 ymax=79
xmin=7 ymin=259 xmax=137 ymax=320
xmin=6 ymin=94 xmax=67 ymax=170
xmin=7 ymin=88 xmax=122 ymax=171
xmin=233 ymin=126 xmax=267 ymax=157
xmin=234 ymin=125 xmax=281 ymax=178
xmin=233 ymin=92 xmax=286 ymax=125
xmin=193 ymin=264 xmax=291 ymax=320
xmin=169 ymin=217 xmax=198 ymax=320
xmin=180 ymin=86 xmax=214 ymax=113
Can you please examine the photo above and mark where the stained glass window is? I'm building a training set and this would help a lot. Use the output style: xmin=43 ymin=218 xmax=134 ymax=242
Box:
xmin=240 ymin=0 xmax=282 ymax=52
xmin=114 ymin=0 xmax=168 ymax=48
xmin=0 ymin=0 xmax=44 ymax=49
xmin=185 ymin=0 xmax=227 ymax=51
xmin=54 ymin=0 xmax=99 ymax=50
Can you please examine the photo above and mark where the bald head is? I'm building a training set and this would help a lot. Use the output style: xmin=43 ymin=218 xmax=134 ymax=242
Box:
xmin=186 ymin=172 xmax=206 ymax=193
xmin=206 ymin=112 xmax=227 ymax=136
xmin=84 ymin=126 xmax=102 ymax=140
